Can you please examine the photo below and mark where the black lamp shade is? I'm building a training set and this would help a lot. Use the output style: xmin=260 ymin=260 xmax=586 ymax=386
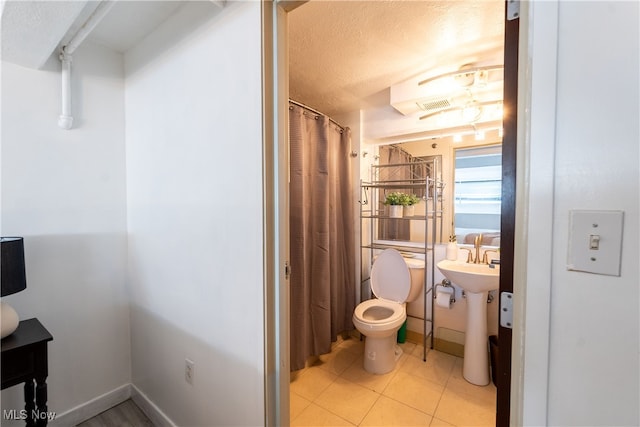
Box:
xmin=1 ymin=237 xmax=27 ymax=297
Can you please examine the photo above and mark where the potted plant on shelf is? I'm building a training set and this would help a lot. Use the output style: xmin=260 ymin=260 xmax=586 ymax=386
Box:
xmin=383 ymin=192 xmax=404 ymax=218
xmin=401 ymin=193 xmax=421 ymax=217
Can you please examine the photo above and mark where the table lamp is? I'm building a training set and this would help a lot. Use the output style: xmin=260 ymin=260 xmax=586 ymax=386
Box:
xmin=1 ymin=237 xmax=27 ymax=339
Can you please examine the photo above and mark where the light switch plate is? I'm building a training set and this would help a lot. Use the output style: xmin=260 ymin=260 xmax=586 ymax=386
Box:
xmin=567 ymin=210 xmax=624 ymax=276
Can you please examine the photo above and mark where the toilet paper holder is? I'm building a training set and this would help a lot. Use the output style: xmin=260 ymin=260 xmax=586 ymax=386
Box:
xmin=435 ymin=279 xmax=456 ymax=304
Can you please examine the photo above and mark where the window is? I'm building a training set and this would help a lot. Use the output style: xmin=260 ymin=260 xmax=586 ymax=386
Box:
xmin=454 ymin=145 xmax=502 ymax=236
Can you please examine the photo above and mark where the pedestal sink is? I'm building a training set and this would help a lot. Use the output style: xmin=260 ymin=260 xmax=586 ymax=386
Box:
xmin=436 ymin=259 xmax=499 ymax=386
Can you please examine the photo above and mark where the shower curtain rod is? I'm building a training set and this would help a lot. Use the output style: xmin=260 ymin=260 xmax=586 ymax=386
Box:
xmin=289 ymin=99 xmax=347 ymax=131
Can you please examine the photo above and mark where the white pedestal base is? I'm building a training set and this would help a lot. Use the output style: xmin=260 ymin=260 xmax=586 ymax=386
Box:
xmin=463 ymin=291 xmax=490 ymax=386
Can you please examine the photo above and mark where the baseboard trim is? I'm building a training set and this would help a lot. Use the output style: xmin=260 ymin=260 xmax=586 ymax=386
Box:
xmin=405 ymin=329 xmax=423 ymax=345
xmin=131 ymin=384 xmax=177 ymax=427
xmin=404 ymin=330 xmax=465 ymax=358
xmin=51 ymin=384 xmax=131 ymax=426
xmin=50 ymin=383 xmax=176 ymax=427
xmin=434 ymin=338 xmax=465 ymax=357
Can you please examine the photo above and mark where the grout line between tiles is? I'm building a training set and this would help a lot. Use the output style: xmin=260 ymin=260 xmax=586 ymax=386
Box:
xmin=291 ymin=346 xmax=494 ymax=427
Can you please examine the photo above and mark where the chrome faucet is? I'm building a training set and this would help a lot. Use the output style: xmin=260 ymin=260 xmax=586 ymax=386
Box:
xmin=473 ymin=234 xmax=483 ymax=264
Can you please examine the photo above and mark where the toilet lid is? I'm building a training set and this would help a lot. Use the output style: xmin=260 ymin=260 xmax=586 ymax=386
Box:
xmin=370 ymin=249 xmax=411 ymax=303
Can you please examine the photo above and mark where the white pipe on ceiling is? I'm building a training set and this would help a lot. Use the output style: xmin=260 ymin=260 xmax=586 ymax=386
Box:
xmin=58 ymin=1 xmax=115 ymax=130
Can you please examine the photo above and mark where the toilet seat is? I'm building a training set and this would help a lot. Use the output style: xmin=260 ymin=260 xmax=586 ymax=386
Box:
xmin=353 ymin=298 xmax=405 ymax=327
xmin=370 ymin=249 xmax=411 ymax=303
xmin=353 ymin=249 xmax=411 ymax=330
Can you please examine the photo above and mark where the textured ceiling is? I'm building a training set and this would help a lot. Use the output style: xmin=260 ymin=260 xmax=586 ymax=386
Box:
xmin=0 ymin=1 xmax=187 ymax=67
xmin=2 ymin=0 xmax=504 ymax=119
xmin=289 ymin=0 xmax=505 ymax=117
xmin=1 ymin=1 xmax=89 ymax=68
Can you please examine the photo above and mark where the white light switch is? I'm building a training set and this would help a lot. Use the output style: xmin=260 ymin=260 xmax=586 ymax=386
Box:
xmin=567 ymin=210 xmax=624 ymax=276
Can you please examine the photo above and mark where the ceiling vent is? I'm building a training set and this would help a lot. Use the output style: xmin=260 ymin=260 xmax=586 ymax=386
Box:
xmin=416 ymin=97 xmax=452 ymax=112
xmin=390 ymin=64 xmax=504 ymax=117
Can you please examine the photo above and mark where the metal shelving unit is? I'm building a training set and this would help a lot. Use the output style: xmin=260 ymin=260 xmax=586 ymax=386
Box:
xmin=360 ymin=158 xmax=443 ymax=361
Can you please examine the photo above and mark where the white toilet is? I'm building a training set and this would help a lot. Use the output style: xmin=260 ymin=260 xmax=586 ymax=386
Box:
xmin=353 ymin=248 xmax=425 ymax=374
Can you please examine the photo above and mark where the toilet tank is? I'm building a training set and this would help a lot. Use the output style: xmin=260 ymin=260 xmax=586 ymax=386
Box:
xmin=404 ymin=258 xmax=425 ymax=302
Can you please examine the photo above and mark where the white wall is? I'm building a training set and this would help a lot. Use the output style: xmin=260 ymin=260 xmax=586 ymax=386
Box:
xmin=1 ymin=41 xmax=130 ymax=422
xmin=523 ymin=1 xmax=639 ymax=425
xmin=124 ymin=2 xmax=265 ymax=425
xmin=545 ymin=2 xmax=639 ymax=425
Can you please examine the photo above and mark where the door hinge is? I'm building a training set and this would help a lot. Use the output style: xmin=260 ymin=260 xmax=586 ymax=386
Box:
xmin=500 ymin=291 xmax=513 ymax=329
xmin=507 ymin=0 xmax=520 ymax=21
xmin=284 ymin=261 xmax=291 ymax=280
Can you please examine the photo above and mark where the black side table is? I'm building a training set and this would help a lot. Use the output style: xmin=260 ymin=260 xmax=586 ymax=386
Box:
xmin=1 ymin=318 xmax=53 ymax=426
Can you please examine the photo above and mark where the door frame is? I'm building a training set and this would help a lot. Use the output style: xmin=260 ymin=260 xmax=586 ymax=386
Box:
xmin=261 ymin=1 xmax=554 ymax=425
xmin=262 ymin=2 xmax=294 ymax=426
xmin=509 ymin=1 xmax=558 ymax=425
xmin=497 ymin=2 xmax=518 ymax=425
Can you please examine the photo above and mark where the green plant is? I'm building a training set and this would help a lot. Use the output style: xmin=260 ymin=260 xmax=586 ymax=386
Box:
xmin=401 ymin=193 xmax=421 ymax=206
xmin=383 ymin=192 xmax=404 ymax=206
xmin=385 ymin=192 xmax=421 ymax=206
xmin=449 ymin=221 xmax=457 ymax=242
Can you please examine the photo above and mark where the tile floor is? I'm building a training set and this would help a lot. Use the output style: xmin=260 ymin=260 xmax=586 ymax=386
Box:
xmin=290 ymin=336 xmax=496 ymax=426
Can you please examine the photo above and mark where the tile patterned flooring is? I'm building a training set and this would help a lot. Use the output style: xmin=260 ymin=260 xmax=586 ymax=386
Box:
xmin=290 ymin=336 xmax=496 ymax=426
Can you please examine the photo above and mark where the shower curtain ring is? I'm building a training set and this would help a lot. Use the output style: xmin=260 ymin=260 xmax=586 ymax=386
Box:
xmin=350 ymin=151 xmax=358 ymax=157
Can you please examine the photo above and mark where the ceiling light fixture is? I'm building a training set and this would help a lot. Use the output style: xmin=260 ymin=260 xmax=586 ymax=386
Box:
xmin=461 ymin=101 xmax=483 ymax=123
xmin=418 ymin=99 xmax=503 ymax=122
xmin=418 ymin=64 xmax=503 ymax=88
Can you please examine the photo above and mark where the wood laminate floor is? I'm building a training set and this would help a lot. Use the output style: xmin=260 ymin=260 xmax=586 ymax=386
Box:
xmin=75 ymin=399 xmax=154 ymax=427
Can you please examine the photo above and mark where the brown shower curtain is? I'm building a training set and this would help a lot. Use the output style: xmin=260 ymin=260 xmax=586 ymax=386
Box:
xmin=289 ymin=102 xmax=356 ymax=371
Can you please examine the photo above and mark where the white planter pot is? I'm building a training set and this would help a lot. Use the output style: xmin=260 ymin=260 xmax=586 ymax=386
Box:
xmin=388 ymin=205 xmax=403 ymax=218
xmin=403 ymin=205 xmax=415 ymax=217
